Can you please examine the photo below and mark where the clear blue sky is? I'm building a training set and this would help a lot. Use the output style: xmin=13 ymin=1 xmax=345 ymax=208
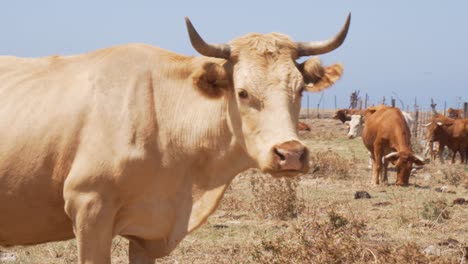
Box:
xmin=1 ymin=1 xmax=467 ymax=110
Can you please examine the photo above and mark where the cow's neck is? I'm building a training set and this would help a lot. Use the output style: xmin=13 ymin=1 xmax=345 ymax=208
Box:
xmin=152 ymin=62 xmax=254 ymax=232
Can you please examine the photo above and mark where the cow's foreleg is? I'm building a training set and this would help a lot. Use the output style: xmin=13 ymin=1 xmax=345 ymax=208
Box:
xmin=451 ymin=149 xmax=457 ymax=164
xmin=372 ymin=157 xmax=382 ymax=185
xmin=372 ymin=144 xmax=383 ymax=185
xmin=382 ymin=158 xmax=389 ymax=185
xmin=65 ymin=192 xmax=115 ymax=264
xmin=438 ymin=144 xmax=445 ymax=164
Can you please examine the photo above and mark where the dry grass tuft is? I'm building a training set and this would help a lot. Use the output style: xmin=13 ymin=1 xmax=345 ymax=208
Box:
xmin=249 ymin=173 xmax=304 ymax=220
xmin=421 ymin=199 xmax=451 ymax=223
xmin=248 ymin=215 xmax=447 ymax=264
xmin=308 ymin=150 xmax=355 ymax=180
xmin=441 ymin=165 xmax=466 ymax=187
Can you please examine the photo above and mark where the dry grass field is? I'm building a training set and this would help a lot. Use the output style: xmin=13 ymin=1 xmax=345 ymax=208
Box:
xmin=1 ymin=118 xmax=467 ymax=263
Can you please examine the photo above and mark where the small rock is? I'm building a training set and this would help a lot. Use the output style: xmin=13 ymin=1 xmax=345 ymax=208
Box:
xmin=438 ymin=238 xmax=459 ymax=248
xmin=435 ymin=186 xmax=454 ymax=193
xmin=423 ymin=173 xmax=431 ymax=181
xmin=0 ymin=253 xmax=16 ymax=262
xmin=212 ymin=224 xmax=228 ymax=229
xmin=354 ymin=191 xmax=371 ymax=199
xmin=423 ymin=245 xmax=441 ymax=256
xmin=419 ymin=219 xmax=432 ymax=227
xmin=372 ymin=201 xmax=392 ymax=207
xmin=453 ymin=198 xmax=468 ymax=205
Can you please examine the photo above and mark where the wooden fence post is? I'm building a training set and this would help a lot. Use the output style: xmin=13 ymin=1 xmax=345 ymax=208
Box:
xmin=364 ymin=93 xmax=368 ymax=109
xmin=444 ymin=101 xmax=447 ymax=116
xmin=464 ymin=102 xmax=468 ymax=118
xmin=413 ymin=107 xmax=419 ymax=139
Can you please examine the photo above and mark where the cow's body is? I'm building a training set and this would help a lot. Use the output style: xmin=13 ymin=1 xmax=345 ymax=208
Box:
xmin=425 ymin=115 xmax=468 ymax=164
xmin=0 ymin=44 xmax=246 ymax=252
xmin=362 ymin=107 xmax=424 ymax=185
xmin=0 ymin=15 xmax=350 ymax=263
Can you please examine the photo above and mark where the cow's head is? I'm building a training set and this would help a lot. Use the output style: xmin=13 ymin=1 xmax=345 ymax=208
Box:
xmin=334 ymin=109 xmax=352 ymax=124
xmin=424 ymin=117 xmax=453 ymax=142
xmin=383 ymin=151 xmax=425 ymax=186
xmin=346 ymin=114 xmax=364 ymax=139
xmin=185 ymin=14 xmax=350 ymax=177
xmin=447 ymin=108 xmax=461 ymax=119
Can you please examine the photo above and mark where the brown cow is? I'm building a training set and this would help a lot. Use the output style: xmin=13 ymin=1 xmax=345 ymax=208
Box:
xmin=333 ymin=108 xmax=365 ymax=123
xmin=0 ymin=15 xmax=350 ymax=263
xmin=362 ymin=107 xmax=425 ymax=186
xmin=425 ymin=115 xmax=468 ymax=164
xmin=298 ymin=121 xmax=311 ymax=131
xmin=447 ymin=108 xmax=463 ymax=119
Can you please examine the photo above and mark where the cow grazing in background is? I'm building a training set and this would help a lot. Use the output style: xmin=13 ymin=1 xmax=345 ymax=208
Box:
xmin=447 ymin=108 xmax=463 ymax=119
xmin=425 ymin=115 xmax=468 ymax=164
xmin=298 ymin=121 xmax=311 ymax=131
xmin=333 ymin=108 xmax=365 ymax=123
xmin=0 ymin=15 xmax=351 ymax=263
xmin=362 ymin=107 xmax=425 ymax=186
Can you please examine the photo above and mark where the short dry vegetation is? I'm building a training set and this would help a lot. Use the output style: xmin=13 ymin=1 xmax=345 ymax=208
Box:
xmin=2 ymin=118 xmax=467 ymax=263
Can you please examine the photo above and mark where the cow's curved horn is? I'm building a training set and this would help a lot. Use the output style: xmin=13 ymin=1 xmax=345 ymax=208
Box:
xmin=297 ymin=13 xmax=351 ymax=57
xmin=412 ymin=154 xmax=425 ymax=163
xmin=185 ymin=17 xmax=231 ymax=59
xmin=436 ymin=122 xmax=443 ymax=126
xmin=384 ymin=152 xmax=399 ymax=161
xmin=422 ymin=122 xmax=431 ymax=127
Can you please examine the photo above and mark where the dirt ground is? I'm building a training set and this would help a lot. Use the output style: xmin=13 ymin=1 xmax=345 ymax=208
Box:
xmin=1 ymin=118 xmax=467 ymax=263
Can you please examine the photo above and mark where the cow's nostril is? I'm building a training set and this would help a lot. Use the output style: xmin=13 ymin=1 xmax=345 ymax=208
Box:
xmin=274 ymin=148 xmax=286 ymax=161
xmin=300 ymin=148 xmax=308 ymax=161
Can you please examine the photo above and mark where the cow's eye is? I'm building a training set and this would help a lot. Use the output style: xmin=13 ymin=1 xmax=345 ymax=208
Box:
xmin=237 ymin=89 xmax=249 ymax=99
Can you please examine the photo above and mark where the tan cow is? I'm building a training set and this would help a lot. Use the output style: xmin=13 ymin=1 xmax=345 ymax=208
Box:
xmin=0 ymin=15 xmax=350 ymax=263
xmin=362 ymin=107 xmax=424 ymax=186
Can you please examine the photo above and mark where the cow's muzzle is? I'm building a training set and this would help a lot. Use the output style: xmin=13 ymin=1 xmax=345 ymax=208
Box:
xmin=273 ymin=140 xmax=309 ymax=172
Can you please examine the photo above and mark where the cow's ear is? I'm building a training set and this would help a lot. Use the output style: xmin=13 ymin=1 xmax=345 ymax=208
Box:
xmin=365 ymin=107 xmax=379 ymax=115
xmin=191 ymin=62 xmax=231 ymax=98
xmin=298 ymin=57 xmax=343 ymax=93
